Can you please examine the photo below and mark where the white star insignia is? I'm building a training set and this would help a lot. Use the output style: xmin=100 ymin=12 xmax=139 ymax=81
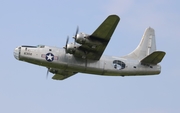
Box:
xmin=47 ymin=54 xmax=53 ymax=60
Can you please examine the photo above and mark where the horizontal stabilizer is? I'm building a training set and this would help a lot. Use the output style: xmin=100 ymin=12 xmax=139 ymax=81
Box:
xmin=141 ymin=51 xmax=166 ymax=65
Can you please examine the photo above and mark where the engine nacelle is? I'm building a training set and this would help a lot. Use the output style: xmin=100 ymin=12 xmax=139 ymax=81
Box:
xmin=66 ymin=43 xmax=76 ymax=54
xmin=76 ymin=33 xmax=89 ymax=44
xmin=49 ymin=68 xmax=66 ymax=75
xmin=49 ymin=68 xmax=58 ymax=74
xmin=66 ymin=43 xmax=85 ymax=58
xmin=76 ymin=33 xmax=102 ymax=47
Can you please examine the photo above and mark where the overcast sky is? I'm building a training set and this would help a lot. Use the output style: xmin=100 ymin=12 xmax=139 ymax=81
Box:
xmin=1 ymin=0 xmax=180 ymax=113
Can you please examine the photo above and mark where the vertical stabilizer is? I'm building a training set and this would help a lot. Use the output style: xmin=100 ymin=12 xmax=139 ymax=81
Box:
xmin=126 ymin=27 xmax=156 ymax=60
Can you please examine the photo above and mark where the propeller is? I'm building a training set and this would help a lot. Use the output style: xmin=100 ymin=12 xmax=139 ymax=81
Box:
xmin=73 ymin=26 xmax=79 ymax=45
xmin=64 ymin=36 xmax=69 ymax=53
xmin=63 ymin=26 xmax=79 ymax=53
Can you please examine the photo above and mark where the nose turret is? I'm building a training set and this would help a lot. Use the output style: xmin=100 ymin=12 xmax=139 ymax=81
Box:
xmin=14 ymin=46 xmax=21 ymax=60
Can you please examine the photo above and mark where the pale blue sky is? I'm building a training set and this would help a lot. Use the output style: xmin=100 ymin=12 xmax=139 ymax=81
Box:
xmin=1 ymin=0 xmax=180 ymax=113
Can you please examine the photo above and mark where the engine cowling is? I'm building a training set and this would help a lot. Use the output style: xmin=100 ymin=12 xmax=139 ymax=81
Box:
xmin=76 ymin=33 xmax=88 ymax=44
xmin=49 ymin=68 xmax=66 ymax=75
xmin=66 ymin=43 xmax=76 ymax=54
xmin=49 ymin=68 xmax=58 ymax=74
xmin=76 ymin=33 xmax=102 ymax=47
xmin=66 ymin=43 xmax=85 ymax=57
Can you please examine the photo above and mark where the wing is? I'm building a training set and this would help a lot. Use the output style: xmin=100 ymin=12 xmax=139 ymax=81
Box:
xmin=51 ymin=70 xmax=77 ymax=80
xmin=78 ymin=15 xmax=120 ymax=60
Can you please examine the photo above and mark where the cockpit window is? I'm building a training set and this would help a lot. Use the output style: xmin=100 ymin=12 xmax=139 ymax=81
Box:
xmin=22 ymin=45 xmax=45 ymax=48
xmin=37 ymin=45 xmax=45 ymax=48
xmin=22 ymin=45 xmax=37 ymax=48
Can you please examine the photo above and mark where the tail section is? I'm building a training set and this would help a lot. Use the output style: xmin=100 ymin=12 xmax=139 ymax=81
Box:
xmin=125 ymin=27 xmax=157 ymax=60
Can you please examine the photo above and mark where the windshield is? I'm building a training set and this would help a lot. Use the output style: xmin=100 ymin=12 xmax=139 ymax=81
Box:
xmin=21 ymin=45 xmax=45 ymax=48
xmin=37 ymin=45 xmax=45 ymax=48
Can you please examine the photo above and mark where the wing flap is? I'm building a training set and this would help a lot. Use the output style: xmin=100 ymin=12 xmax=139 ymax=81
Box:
xmin=141 ymin=51 xmax=166 ymax=65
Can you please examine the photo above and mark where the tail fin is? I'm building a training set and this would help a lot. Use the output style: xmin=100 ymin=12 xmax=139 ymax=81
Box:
xmin=125 ymin=27 xmax=157 ymax=60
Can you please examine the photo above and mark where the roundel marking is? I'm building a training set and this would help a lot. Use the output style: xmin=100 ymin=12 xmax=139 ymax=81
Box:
xmin=46 ymin=53 xmax=54 ymax=62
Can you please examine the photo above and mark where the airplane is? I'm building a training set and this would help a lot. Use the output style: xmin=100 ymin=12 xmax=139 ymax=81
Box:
xmin=13 ymin=15 xmax=166 ymax=80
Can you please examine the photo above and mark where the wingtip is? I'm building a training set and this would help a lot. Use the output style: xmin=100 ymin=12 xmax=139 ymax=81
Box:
xmin=108 ymin=14 xmax=120 ymax=20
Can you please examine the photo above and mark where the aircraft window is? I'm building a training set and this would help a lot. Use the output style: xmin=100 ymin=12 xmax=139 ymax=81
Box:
xmin=37 ymin=45 xmax=45 ymax=48
xmin=22 ymin=45 xmax=37 ymax=48
xmin=113 ymin=60 xmax=126 ymax=70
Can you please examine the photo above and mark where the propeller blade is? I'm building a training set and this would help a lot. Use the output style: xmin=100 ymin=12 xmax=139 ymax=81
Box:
xmin=64 ymin=36 xmax=69 ymax=53
xmin=74 ymin=26 xmax=79 ymax=45
xmin=75 ymin=26 xmax=79 ymax=40
xmin=66 ymin=36 xmax=69 ymax=46
xmin=46 ymin=68 xmax=50 ymax=79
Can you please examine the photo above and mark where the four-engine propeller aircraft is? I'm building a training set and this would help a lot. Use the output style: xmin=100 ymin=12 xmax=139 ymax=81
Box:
xmin=14 ymin=15 xmax=166 ymax=80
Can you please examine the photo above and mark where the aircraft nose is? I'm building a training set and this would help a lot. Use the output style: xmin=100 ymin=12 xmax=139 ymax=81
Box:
xmin=14 ymin=47 xmax=21 ymax=60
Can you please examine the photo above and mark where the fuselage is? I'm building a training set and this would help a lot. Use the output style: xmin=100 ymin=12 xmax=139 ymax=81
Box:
xmin=14 ymin=45 xmax=161 ymax=76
